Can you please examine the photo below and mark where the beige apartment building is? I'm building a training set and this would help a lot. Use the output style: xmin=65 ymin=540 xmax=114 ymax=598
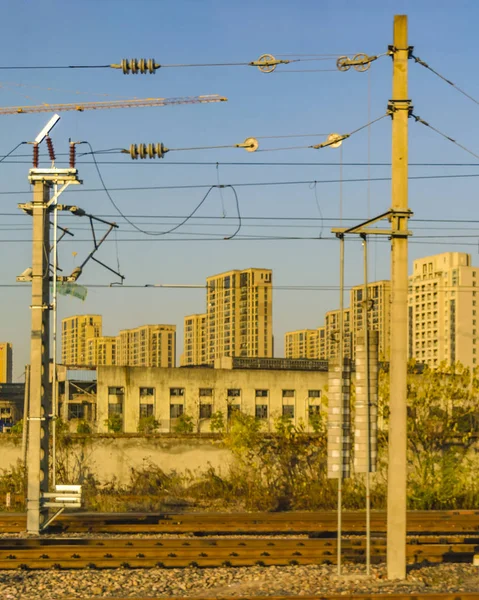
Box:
xmin=284 ymin=329 xmax=319 ymax=359
xmin=206 ymin=268 xmax=273 ymax=363
xmin=284 ymin=280 xmax=390 ymax=361
xmin=87 ymin=336 xmax=117 ymax=366
xmin=117 ymin=325 xmax=176 ymax=368
xmin=0 ymin=343 xmax=13 ymax=383
xmin=181 ymin=314 xmax=207 ymax=366
xmin=325 ymin=308 xmax=351 ymax=360
xmin=62 ymin=315 xmax=102 ymax=367
xmin=184 ymin=268 xmax=273 ymax=365
xmin=408 ymin=252 xmax=479 ymax=369
xmin=317 ymin=327 xmax=327 ymax=359
xmin=350 ymin=280 xmax=391 ymax=360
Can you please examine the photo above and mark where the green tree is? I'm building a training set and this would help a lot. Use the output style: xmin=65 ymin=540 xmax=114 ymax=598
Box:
xmin=378 ymin=360 xmax=479 ymax=509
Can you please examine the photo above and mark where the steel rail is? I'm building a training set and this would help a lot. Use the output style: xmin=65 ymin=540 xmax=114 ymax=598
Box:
xmin=2 ymin=510 xmax=479 ymax=534
xmin=0 ymin=536 xmax=478 ymax=569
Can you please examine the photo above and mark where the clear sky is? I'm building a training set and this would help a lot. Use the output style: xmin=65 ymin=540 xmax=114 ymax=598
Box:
xmin=1 ymin=0 xmax=479 ymax=377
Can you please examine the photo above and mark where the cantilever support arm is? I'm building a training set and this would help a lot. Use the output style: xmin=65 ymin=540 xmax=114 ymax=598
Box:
xmin=63 ymin=208 xmax=125 ymax=282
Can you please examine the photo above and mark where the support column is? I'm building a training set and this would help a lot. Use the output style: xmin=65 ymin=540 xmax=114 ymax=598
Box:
xmin=387 ymin=14 xmax=410 ymax=580
xmin=26 ymin=180 xmax=51 ymax=534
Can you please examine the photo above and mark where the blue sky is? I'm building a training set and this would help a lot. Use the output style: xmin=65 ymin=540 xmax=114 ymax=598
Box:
xmin=1 ymin=0 xmax=479 ymax=376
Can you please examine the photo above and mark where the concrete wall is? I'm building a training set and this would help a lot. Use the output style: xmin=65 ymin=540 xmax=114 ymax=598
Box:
xmin=0 ymin=434 xmax=231 ymax=485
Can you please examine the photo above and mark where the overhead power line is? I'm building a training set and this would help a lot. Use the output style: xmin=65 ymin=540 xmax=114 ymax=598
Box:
xmin=411 ymin=53 xmax=479 ymax=107
xmin=4 ymin=173 xmax=479 ymax=198
xmin=0 ymin=141 xmax=26 ymax=163
xmin=412 ymin=114 xmax=479 ymax=162
xmin=0 ymin=54 xmax=341 ymax=72
xmin=84 ymin=142 xmax=243 ymax=238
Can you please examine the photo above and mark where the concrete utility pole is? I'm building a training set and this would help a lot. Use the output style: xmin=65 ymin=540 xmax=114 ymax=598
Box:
xmin=387 ymin=14 xmax=410 ymax=580
xmin=22 ymin=164 xmax=82 ymax=533
xmin=26 ymin=179 xmax=52 ymax=533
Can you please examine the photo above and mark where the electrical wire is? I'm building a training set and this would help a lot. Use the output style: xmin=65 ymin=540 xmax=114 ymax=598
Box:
xmin=411 ymin=53 xmax=479 ymax=107
xmin=0 ymin=55 xmax=341 ymax=71
xmin=84 ymin=142 xmax=242 ymax=238
xmin=0 ymin=64 xmax=111 ymax=70
xmin=223 ymin=186 xmax=242 ymax=239
xmin=7 ymin=213 xmax=479 ymax=225
xmin=6 ymin=151 xmax=479 ymax=167
xmin=412 ymin=114 xmax=479 ymax=162
xmin=0 ymin=141 xmax=26 ymax=163
xmin=5 ymin=280 xmax=479 ymax=293
xmin=7 ymin=172 xmax=479 ymax=199
xmin=310 ymin=182 xmax=324 ymax=238
xmin=2 ymin=234 xmax=479 ymax=244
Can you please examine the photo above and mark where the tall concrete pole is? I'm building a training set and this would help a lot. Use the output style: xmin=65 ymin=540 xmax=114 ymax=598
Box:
xmin=387 ymin=14 xmax=410 ymax=580
xmin=26 ymin=180 xmax=51 ymax=533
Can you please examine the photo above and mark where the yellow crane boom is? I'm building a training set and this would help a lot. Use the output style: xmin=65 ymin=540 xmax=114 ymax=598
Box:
xmin=0 ymin=95 xmax=227 ymax=115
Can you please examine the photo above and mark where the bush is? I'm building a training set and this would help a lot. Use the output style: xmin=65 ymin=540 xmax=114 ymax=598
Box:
xmin=138 ymin=415 xmax=159 ymax=434
xmin=209 ymin=410 xmax=225 ymax=433
xmin=76 ymin=420 xmax=92 ymax=434
xmin=104 ymin=413 xmax=123 ymax=433
xmin=173 ymin=413 xmax=194 ymax=434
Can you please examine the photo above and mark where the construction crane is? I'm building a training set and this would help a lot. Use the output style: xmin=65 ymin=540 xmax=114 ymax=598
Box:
xmin=0 ymin=94 xmax=227 ymax=115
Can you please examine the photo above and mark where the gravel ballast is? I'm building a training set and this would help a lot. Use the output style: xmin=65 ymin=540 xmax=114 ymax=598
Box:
xmin=1 ymin=563 xmax=479 ymax=598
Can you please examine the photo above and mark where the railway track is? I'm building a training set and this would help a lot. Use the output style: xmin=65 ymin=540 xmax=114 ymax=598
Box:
xmin=0 ymin=535 xmax=478 ymax=569
xmin=2 ymin=510 xmax=479 ymax=534
xmin=56 ymin=597 xmax=479 ymax=600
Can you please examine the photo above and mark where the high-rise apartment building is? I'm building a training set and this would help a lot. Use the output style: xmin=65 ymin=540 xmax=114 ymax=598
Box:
xmin=408 ymin=252 xmax=479 ymax=369
xmin=324 ymin=309 xmax=352 ymax=360
xmin=0 ymin=342 xmax=13 ymax=383
xmin=87 ymin=336 xmax=117 ymax=366
xmin=117 ymin=325 xmax=176 ymax=368
xmin=284 ymin=329 xmax=319 ymax=359
xmin=317 ymin=327 xmax=327 ymax=359
xmin=61 ymin=315 xmax=102 ymax=366
xmin=350 ymin=280 xmax=391 ymax=360
xmin=181 ymin=314 xmax=207 ymax=366
xmin=205 ymin=268 xmax=273 ymax=363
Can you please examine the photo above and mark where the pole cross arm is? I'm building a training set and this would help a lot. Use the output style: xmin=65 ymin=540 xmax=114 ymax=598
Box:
xmin=331 ymin=209 xmax=413 ymax=238
xmin=63 ymin=210 xmax=124 ymax=283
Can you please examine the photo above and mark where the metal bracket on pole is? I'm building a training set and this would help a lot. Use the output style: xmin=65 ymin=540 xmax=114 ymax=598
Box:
xmin=332 ymin=209 xmax=413 ymax=239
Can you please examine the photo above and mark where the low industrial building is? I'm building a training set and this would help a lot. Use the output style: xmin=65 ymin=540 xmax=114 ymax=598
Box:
xmin=96 ymin=357 xmax=328 ymax=433
xmin=0 ymin=382 xmax=24 ymax=431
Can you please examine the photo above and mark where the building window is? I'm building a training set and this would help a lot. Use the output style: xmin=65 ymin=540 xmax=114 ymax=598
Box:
xmin=199 ymin=388 xmax=213 ymax=397
xmin=227 ymin=389 xmax=241 ymax=397
xmin=282 ymin=404 xmax=294 ymax=418
xmin=282 ymin=389 xmax=295 ymax=398
xmin=255 ymin=404 xmax=268 ymax=419
xmin=140 ymin=404 xmax=154 ymax=418
xmin=108 ymin=386 xmax=124 ymax=396
xmin=108 ymin=403 xmax=123 ymax=415
xmin=227 ymin=404 xmax=240 ymax=418
xmin=255 ymin=389 xmax=269 ymax=398
xmin=170 ymin=404 xmax=184 ymax=419
xmin=68 ymin=403 xmax=84 ymax=420
xmin=170 ymin=387 xmax=185 ymax=397
xmin=308 ymin=390 xmax=321 ymax=398
xmin=199 ymin=404 xmax=213 ymax=419
xmin=140 ymin=387 xmax=154 ymax=397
